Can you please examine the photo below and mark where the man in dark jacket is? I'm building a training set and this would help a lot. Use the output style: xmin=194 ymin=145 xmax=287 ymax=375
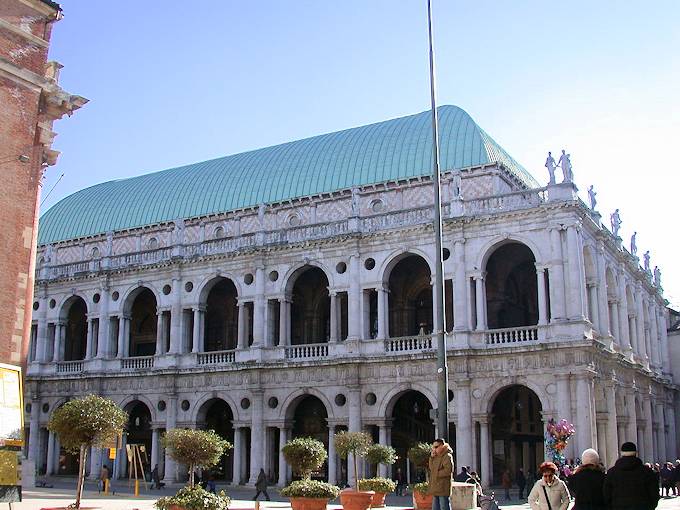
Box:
xmin=603 ymin=442 xmax=659 ymax=510
xmin=568 ymin=449 xmax=606 ymax=510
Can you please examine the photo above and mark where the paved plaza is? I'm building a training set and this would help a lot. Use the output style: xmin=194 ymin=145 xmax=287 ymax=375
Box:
xmin=9 ymin=479 xmax=680 ymax=510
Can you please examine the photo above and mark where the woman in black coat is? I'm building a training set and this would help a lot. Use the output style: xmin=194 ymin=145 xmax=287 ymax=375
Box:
xmin=568 ymin=449 xmax=606 ymax=510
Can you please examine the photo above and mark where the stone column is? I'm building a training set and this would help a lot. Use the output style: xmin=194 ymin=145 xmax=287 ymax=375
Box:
xmin=654 ymin=402 xmax=666 ymax=463
xmin=617 ymin=274 xmax=632 ymax=353
xmin=28 ymin=401 xmax=41 ymax=465
xmin=604 ymin=381 xmax=619 ymax=469
xmin=348 ymin=387 xmax=362 ymax=487
xmin=348 ymin=255 xmax=362 ymax=340
xmin=151 ymin=427 xmax=160 ymax=472
xmin=249 ymin=390 xmax=265 ymax=484
xmin=641 ymin=396 xmax=653 ymax=461
xmin=377 ymin=287 xmax=388 ymax=340
xmin=169 ymin=275 xmax=183 ymax=354
xmin=162 ymin=397 xmax=177 ymax=483
xmin=233 ymin=427 xmax=243 ymax=485
xmin=452 ymin=240 xmax=468 ymax=330
xmin=277 ymin=426 xmax=289 ymax=486
xmin=455 ymin=380 xmax=473 ymax=469
xmin=377 ymin=425 xmax=388 ymax=478
xmin=666 ymin=403 xmax=677 ymax=460
xmin=658 ymin=310 xmax=671 ymax=375
xmin=46 ymin=431 xmax=56 ymax=475
xmin=35 ymin=293 xmax=48 ymax=362
xmin=548 ymin=227 xmax=566 ymax=321
xmin=635 ymin=285 xmax=647 ymax=360
xmin=479 ymin=416 xmax=491 ymax=488
xmin=329 ymin=292 xmax=338 ymax=342
xmin=156 ymin=312 xmax=165 ymax=355
xmin=191 ymin=307 xmax=203 ymax=353
xmin=278 ymin=298 xmax=289 ymax=347
xmin=596 ymin=419 xmax=607 ymax=467
xmin=85 ymin=317 xmax=95 ymax=359
xmin=648 ymin=304 xmax=660 ymax=369
xmin=595 ymin=243 xmax=610 ymax=335
xmin=555 ymin=373 xmax=574 ymax=456
xmin=52 ymin=322 xmax=64 ymax=361
xmin=97 ymin=287 xmax=110 ymax=358
xmin=587 ymin=283 xmax=599 ymax=328
xmin=609 ymin=300 xmax=620 ymax=345
xmin=575 ymin=374 xmax=595 ymax=455
xmin=117 ymin=316 xmax=130 ymax=358
xmin=474 ymin=275 xmax=487 ymax=330
xmin=625 ymin=389 xmax=638 ymax=448
xmin=328 ymin=425 xmax=337 ymax=484
xmin=237 ymin=302 xmax=246 ymax=349
xmin=566 ymin=224 xmax=587 ymax=320
xmin=535 ymin=265 xmax=548 ymax=326
xmin=253 ymin=267 xmax=265 ymax=346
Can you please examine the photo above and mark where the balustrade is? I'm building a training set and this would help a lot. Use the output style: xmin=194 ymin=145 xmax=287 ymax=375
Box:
xmin=485 ymin=326 xmax=538 ymax=345
xmin=284 ymin=343 xmax=329 ymax=359
xmin=120 ymin=356 xmax=155 ymax=370
xmin=384 ymin=335 xmax=433 ymax=353
xmin=197 ymin=350 xmax=236 ymax=365
xmin=55 ymin=360 xmax=83 ymax=373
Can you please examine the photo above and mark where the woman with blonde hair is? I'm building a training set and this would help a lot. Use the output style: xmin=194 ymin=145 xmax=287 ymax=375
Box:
xmin=527 ymin=461 xmax=570 ymax=510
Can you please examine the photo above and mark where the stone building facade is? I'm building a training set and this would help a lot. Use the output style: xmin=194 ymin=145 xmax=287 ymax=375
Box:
xmin=25 ymin=107 xmax=677 ymax=487
xmin=0 ymin=0 xmax=85 ymax=365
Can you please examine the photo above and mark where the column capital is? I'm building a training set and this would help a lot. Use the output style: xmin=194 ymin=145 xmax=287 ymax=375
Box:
xmin=472 ymin=414 xmax=489 ymax=425
xmin=468 ymin=271 xmax=486 ymax=281
xmin=232 ymin=421 xmax=250 ymax=429
xmin=237 ymin=298 xmax=253 ymax=306
xmin=118 ymin=314 xmax=131 ymax=321
xmin=453 ymin=238 xmax=466 ymax=246
xmin=191 ymin=305 xmax=206 ymax=313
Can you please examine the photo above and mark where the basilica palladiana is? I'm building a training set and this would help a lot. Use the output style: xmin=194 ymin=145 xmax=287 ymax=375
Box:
xmin=25 ymin=106 xmax=677 ymax=487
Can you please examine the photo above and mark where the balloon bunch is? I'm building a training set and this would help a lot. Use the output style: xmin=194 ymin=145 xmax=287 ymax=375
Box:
xmin=545 ymin=418 xmax=575 ymax=466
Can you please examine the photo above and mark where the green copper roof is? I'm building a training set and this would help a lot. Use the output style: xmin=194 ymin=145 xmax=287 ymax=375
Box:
xmin=38 ymin=105 xmax=538 ymax=245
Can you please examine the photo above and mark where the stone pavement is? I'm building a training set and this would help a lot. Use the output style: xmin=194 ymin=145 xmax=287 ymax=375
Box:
xmin=9 ymin=481 xmax=679 ymax=510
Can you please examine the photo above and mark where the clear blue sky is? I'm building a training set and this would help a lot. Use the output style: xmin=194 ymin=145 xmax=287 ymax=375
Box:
xmin=46 ymin=1 xmax=680 ymax=307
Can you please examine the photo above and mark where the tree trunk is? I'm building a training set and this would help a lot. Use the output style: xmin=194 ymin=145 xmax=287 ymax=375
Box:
xmin=353 ymin=453 xmax=359 ymax=491
xmin=189 ymin=463 xmax=194 ymax=487
xmin=75 ymin=444 xmax=88 ymax=508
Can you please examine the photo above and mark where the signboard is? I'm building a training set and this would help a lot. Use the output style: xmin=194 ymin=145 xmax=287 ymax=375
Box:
xmin=0 ymin=364 xmax=23 ymax=503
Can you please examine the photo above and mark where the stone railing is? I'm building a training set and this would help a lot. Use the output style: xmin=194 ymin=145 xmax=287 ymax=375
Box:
xmin=55 ymin=360 xmax=83 ymax=373
xmin=285 ymin=343 xmax=329 ymax=360
xmin=362 ymin=206 xmax=433 ymax=233
xmin=197 ymin=350 xmax=236 ymax=365
xmin=384 ymin=335 xmax=433 ymax=353
xmin=120 ymin=356 xmax=155 ymax=370
xmin=109 ymin=247 xmax=173 ymax=269
xmin=267 ymin=220 xmax=351 ymax=245
xmin=485 ymin=326 xmax=538 ymax=346
xmin=463 ymin=188 xmax=545 ymax=216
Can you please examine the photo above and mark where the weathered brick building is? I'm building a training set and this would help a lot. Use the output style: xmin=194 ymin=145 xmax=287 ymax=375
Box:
xmin=0 ymin=0 xmax=85 ymax=365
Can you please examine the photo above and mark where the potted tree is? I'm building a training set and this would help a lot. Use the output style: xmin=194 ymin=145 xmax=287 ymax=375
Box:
xmin=280 ymin=437 xmax=340 ymax=510
xmin=155 ymin=428 xmax=232 ymax=510
xmin=47 ymin=394 xmax=127 ymax=509
xmin=334 ymin=431 xmax=374 ymax=510
xmin=358 ymin=444 xmax=397 ymax=507
xmin=407 ymin=443 xmax=433 ymax=510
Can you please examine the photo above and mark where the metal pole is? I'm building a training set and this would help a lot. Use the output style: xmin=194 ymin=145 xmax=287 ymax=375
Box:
xmin=426 ymin=0 xmax=449 ymax=442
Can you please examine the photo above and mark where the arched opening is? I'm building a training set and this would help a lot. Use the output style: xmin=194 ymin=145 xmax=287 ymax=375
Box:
xmin=290 ymin=267 xmax=330 ymax=345
xmin=63 ymin=297 xmax=88 ymax=361
xmin=387 ymin=255 xmax=432 ymax=337
xmin=391 ymin=391 xmax=435 ymax=483
xmin=485 ymin=243 xmax=538 ymax=329
xmin=198 ymin=399 xmax=235 ymax=481
xmin=125 ymin=401 xmax=152 ymax=478
xmin=129 ymin=288 xmax=157 ymax=357
xmin=490 ymin=385 xmax=543 ymax=484
xmin=204 ymin=279 xmax=239 ymax=351
xmin=291 ymin=396 xmax=329 ymax=479
xmin=55 ymin=401 xmax=80 ymax=476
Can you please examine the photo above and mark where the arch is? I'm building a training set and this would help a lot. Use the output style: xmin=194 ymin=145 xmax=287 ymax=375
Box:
xmin=124 ymin=400 xmax=153 ymax=476
xmin=196 ymin=274 xmax=242 ymax=304
xmin=121 ymin=284 xmax=161 ymax=315
xmin=481 ymin=378 xmax=550 ymax=416
xmin=476 ymin=235 xmax=544 ymax=272
xmin=379 ymin=249 xmax=434 ymax=285
xmin=583 ymin=244 xmax=597 ymax=280
xmin=282 ymin=261 xmax=334 ymax=295
xmin=57 ymin=294 xmax=89 ymax=321
xmin=203 ymin=278 xmax=239 ymax=351
xmin=288 ymin=266 xmax=331 ymax=345
xmin=192 ymin=393 xmax=239 ymax=424
xmin=195 ymin=397 xmax=235 ymax=481
xmin=118 ymin=394 xmax=157 ymax=422
xmin=127 ymin=288 xmax=158 ymax=357
xmin=378 ymin=382 xmax=438 ymax=418
xmin=484 ymin=242 xmax=538 ymax=329
xmin=60 ymin=295 xmax=88 ymax=361
xmin=386 ymin=254 xmax=433 ymax=336
xmin=280 ymin=388 xmax=335 ymax=421
xmin=605 ymin=266 xmax=618 ymax=298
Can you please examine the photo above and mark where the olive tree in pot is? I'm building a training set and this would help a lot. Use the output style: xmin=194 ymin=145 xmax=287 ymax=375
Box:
xmin=155 ymin=429 xmax=232 ymax=510
xmin=358 ymin=444 xmax=397 ymax=507
xmin=407 ymin=443 xmax=433 ymax=510
xmin=334 ymin=431 xmax=374 ymax=510
xmin=47 ymin=394 xmax=127 ymax=509
xmin=280 ymin=437 xmax=340 ymax=510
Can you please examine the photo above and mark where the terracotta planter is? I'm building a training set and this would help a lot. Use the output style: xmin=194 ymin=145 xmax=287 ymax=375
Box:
xmin=340 ymin=488 xmax=374 ymax=510
xmin=288 ymin=497 xmax=331 ymax=510
xmin=371 ymin=491 xmax=387 ymax=507
xmin=413 ymin=491 xmax=433 ymax=510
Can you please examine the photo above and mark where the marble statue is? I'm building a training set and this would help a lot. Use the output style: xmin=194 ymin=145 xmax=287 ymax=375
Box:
xmin=545 ymin=152 xmax=557 ymax=185
xmin=654 ymin=266 xmax=662 ymax=287
xmin=610 ymin=209 xmax=622 ymax=237
xmin=630 ymin=231 xmax=637 ymax=256
xmin=643 ymin=251 xmax=650 ymax=272
xmin=558 ymin=150 xmax=572 ymax=182
xmin=588 ymin=185 xmax=597 ymax=210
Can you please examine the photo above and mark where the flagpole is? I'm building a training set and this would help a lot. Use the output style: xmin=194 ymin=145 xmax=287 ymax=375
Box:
xmin=426 ymin=0 xmax=449 ymax=442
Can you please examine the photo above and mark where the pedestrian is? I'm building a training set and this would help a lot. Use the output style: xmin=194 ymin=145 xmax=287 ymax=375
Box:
xmin=501 ymin=469 xmax=512 ymax=500
xmin=395 ymin=467 xmax=406 ymax=496
xmin=567 ymin=448 xmax=606 ymax=510
xmin=527 ymin=461 xmax=570 ymax=510
xmin=253 ymin=468 xmax=270 ymax=501
xmin=603 ymin=442 xmax=659 ymax=510
xmin=427 ymin=438 xmax=454 ymax=510
xmin=454 ymin=465 xmax=469 ymax=482
xmin=98 ymin=464 xmax=109 ymax=494
xmin=516 ymin=468 xmax=527 ymax=499
xmin=151 ymin=464 xmax=165 ymax=489
xmin=206 ymin=473 xmax=217 ymax=494
xmin=660 ymin=462 xmax=674 ymax=498
xmin=674 ymin=459 xmax=680 ymax=496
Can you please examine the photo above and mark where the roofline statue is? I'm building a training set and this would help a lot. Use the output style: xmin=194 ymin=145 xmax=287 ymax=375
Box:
xmin=557 ymin=150 xmax=573 ymax=183
xmin=588 ymin=185 xmax=597 ymax=210
xmin=545 ymin=152 xmax=557 ymax=185
xmin=610 ymin=209 xmax=622 ymax=237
